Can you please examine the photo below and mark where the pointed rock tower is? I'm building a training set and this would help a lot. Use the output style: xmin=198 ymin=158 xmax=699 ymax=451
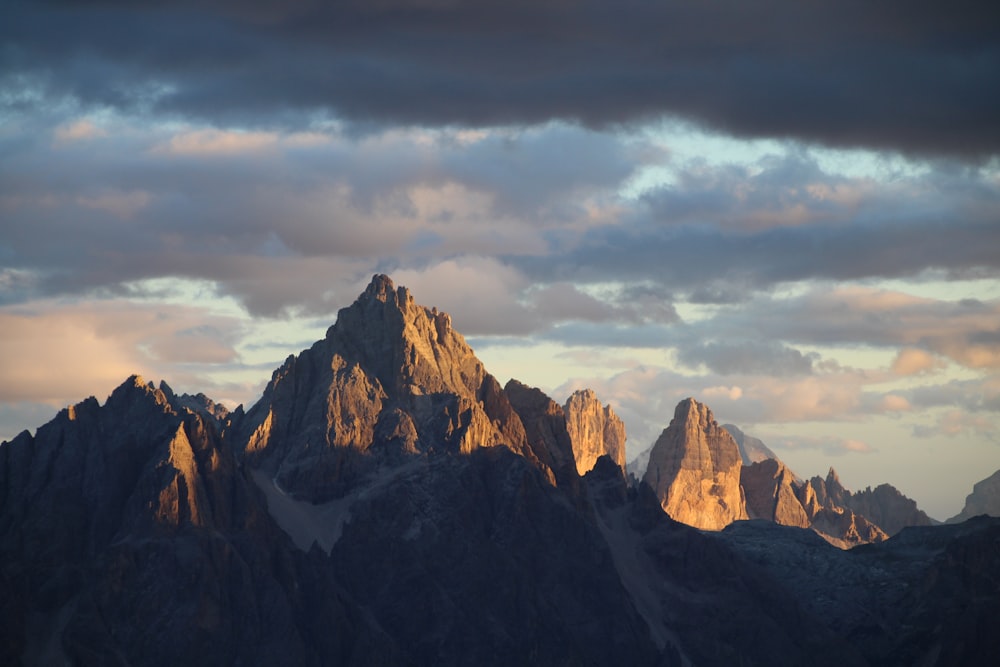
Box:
xmin=235 ymin=274 xmax=544 ymax=500
xmin=563 ymin=389 xmax=627 ymax=476
xmin=642 ymin=398 xmax=747 ymax=530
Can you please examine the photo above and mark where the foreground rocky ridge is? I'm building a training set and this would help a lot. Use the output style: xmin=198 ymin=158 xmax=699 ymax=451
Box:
xmin=2 ymin=275 xmax=996 ymax=666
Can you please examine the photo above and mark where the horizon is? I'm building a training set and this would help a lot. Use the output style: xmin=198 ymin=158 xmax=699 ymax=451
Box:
xmin=2 ymin=1 xmax=999 ymax=521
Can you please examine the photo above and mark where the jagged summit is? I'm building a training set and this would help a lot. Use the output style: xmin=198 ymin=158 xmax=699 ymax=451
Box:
xmin=235 ymin=274 xmax=541 ymax=500
xmin=320 ymin=273 xmax=479 ymax=399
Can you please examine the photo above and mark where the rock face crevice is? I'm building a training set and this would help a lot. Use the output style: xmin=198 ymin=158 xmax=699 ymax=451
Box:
xmin=642 ymin=398 xmax=747 ymax=530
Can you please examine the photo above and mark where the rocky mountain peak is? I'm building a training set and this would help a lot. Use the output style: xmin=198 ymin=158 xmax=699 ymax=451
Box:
xmin=642 ymin=397 xmax=747 ymax=530
xmin=235 ymin=275 xmax=536 ymax=501
xmin=363 ymin=272 xmax=400 ymax=302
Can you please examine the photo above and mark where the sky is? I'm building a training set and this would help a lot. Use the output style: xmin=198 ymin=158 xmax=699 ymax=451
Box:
xmin=2 ymin=0 xmax=999 ymax=520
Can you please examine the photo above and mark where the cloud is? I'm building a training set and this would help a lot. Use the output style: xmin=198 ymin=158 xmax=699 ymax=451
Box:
xmin=53 ymin=118 xmax=107 ymax=144
xmin=876 ymin=394 xmax=912 ymax=413
xmin=771 ymin=434 xmax=876 ymax=457
xmin=5 ymin=1 xmax=998 ymax=158
xmin=891 ymin=348 xmax=946 ymax=376
xmin=675 ymin=340 xmax=816 ymax=376
xmin=516 ymin=153 xmax=1000 ymax=295
xmin=912 ymin=409 xmax=998 ymax=440
xmin=155 ymin=128 xmax=286 ymax=155
xmin=0 ymin=299 xmax=244 ymax=404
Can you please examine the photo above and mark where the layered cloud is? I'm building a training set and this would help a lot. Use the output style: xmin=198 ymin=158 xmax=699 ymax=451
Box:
xmin=4 ymin=1 xmax=998 ymax=157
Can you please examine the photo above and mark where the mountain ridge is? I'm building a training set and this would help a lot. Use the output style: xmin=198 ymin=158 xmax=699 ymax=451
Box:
xmin=2 ymin=274 xmax=996 ymax=666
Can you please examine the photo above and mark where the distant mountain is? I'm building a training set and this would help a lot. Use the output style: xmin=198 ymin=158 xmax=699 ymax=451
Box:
xmin=840 ymin=481 xmax=934 ymax=535
xmin=2 ymin=274 xmax=997 ymax=666
xmin=948 ymin=468 xmax=1000 ymax=523
xmin=642 ymin=398 xmax=747 ymax=530
xmin=723 ymin=423 xmax=781 ymax=466
xmin=643 ymin=420 xmax=930 ymax=546
xmin=233 ymin=274 xmax=550 ymax=501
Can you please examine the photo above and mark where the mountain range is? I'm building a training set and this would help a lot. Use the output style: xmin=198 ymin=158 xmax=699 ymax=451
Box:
xmin=2 ymin=275 xmax=998 ymax=666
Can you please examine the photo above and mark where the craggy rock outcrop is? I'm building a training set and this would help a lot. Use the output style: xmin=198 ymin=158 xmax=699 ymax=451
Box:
xmin=504 ymin=379 xmax=578 ymax=488
xmin=797 ymin=469 xmax=888 ymax=547
xmin=842 ymin=483 xmax=933 ymax=535
xmin=741 ymin=458 xmax=811 ymax=528
xmin=642 ymin=398 xmax=747 ymax=530
xmin=563 ymin=389 xmax=626 ymax=476
xmin=0 ymin=376 xmax=389 ymax=666
xmin=948 ymin=468 xmax=1000 ymax=523
xmin=234 ymin=274 xmax=547 ymax=500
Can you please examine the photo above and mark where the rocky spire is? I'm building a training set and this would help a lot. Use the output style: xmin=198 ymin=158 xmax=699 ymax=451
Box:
xmin=642 ymin=398 xmax=747 ymax=530
xmin=234 ymin=274 xmax=537 ymax=501
xmin=563 ymin=389 xmax=627 ymax=476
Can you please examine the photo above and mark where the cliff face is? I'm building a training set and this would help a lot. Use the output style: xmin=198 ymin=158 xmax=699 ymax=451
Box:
xmin=563 ymin=389 xmax=626 ymax=476
xmin=642 ymin=398 xmax=747 ymax=530
xmin=504 ymin=379 xmax=578 ymax=488
xmin=741 ymin=458 xmax=811 ymax=529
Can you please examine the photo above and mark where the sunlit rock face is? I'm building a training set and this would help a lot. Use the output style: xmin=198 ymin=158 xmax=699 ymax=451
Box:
xmin=948 ymin=468 xmax=1000 ymax=524
xmin=741 ymin=458 xmax=811 ymax=529
xmin=233 ymin=274 xmax=548 ymax=500
xmin=563 ymin=389 xmax=627 ymax=476
xmin=642 ymin=398 xmax=747 ymax=530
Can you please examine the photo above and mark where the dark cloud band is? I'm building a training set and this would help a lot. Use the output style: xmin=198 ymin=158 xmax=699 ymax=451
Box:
xmin=5 ymin=0 xmax=999 ymax=157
